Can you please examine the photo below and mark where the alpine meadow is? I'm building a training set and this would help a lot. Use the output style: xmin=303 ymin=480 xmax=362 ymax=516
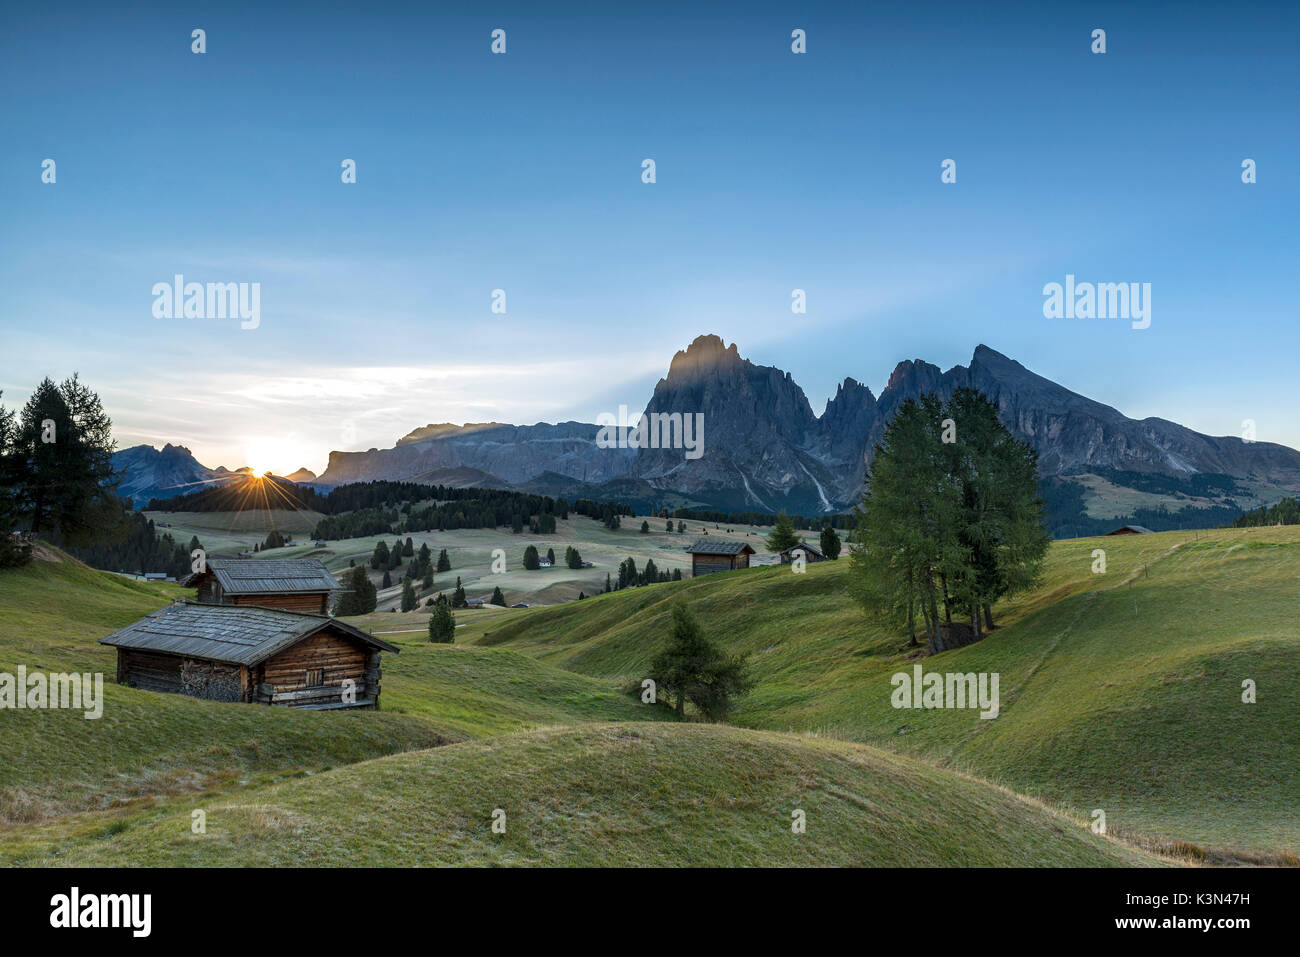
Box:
xmin=1 ymin=0 xmax=1297 ymax=939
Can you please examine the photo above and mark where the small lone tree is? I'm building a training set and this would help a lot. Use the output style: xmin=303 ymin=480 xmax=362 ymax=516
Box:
xmin=400 ymin=577 xmax=417 ymax=612
xmin=490 ymin=585 xmax=506 ymax=607
xmin=640 ymin=520 xmax=650 ymax=534
xmin=819 ymin=525 xmax=842 ymax=560
xmin=523 ymin=545 xmax=540 ymax=570
xmin=436 ymin=548 xmax=451 ymax=572
xmin=427 ymin=596 xmax=456 ymax=643
xmin=451 ymin=576 xmax=467 ymax=608
xmin=649 ymin=605 xmax=752 ymax=720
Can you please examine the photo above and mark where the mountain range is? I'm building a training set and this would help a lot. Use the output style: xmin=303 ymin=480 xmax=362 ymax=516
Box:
xmin=113 ymin=335 xmax=1300 ymax=522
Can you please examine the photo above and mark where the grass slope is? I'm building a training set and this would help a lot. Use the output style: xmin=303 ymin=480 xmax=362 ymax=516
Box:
xmin=467 ymin=526 xmax=1300 ymax=859
xmin=2 ymin=724 xmax=1162 ymax=867
xmin=0 ymin=552 xmax=667 ymax=826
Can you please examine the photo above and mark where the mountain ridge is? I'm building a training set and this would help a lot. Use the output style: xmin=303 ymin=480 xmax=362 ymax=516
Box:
xmin=114 ymin=336 xmax=1300 ymax=518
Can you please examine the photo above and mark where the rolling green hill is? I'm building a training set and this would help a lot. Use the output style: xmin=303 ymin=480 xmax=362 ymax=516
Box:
xmin=1 ymin=724 xmax=1162 ymax=867
xmin=4 ymin=526 xmax=1292 ymax=866
xmin=466 ymin=526 xmax=1300 ymax=860
xmin=0 ymin=550 xmax=668 ymax=827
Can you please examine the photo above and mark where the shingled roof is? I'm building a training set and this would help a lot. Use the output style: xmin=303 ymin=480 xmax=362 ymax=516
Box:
xmin=181 ymin=557 xmax=340 ymax=595
xmin=782 ymin=541 xmax=825 ymax=558
xmin=100 ymin=602 xmax=398 ymax=666
xmin=687 ymin=539 xmax=755 ymax=555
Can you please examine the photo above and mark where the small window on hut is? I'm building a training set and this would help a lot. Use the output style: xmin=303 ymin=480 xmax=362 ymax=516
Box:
xmin=305 ymin=669 xmax=323 ymax=687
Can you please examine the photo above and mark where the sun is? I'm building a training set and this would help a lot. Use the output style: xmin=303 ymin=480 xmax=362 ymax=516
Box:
xmin=243 ymin=439 xmax=287 ymax=478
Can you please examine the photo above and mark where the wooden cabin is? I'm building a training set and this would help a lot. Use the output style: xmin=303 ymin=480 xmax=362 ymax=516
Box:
xmin=182 ymin=558 xmax=340 ymax=614
xmin=780 ymin=541 xmax=825 ymax=564
xmin=1105 ymin=524 xmax=1155 ymax=536
xmin=687 ymin=539 xmax=755 ymax=576
xmin=101 ymin=602 xmax=398 ymax=710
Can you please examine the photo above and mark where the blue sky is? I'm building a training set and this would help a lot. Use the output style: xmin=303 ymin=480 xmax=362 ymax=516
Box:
xmin=2 ymin=1 xmax=1297 ymax=474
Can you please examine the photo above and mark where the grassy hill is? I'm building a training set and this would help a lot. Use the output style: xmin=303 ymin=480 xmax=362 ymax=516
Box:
xmin=0 ymin=550 xmax=669 ymax=827
xmin=5 ymin=524 xmax=1292 ymax=866
xmin=466 ymin=526 xmax=1300 ymax=860
xmin=0 ymin=724 xmax=1163 ymax=867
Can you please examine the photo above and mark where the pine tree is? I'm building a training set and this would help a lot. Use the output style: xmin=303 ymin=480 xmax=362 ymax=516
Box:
xmin=604 ymin=572 xmax=612 ymax=593
xmin=452 ymin=576 xmax=467 ymax=608
xmin=400 ymin=577 xmax=417 ymax=612
xmin=819 ymin=525 xmax=842 ymax=560
xmin=848 ymin=395 xmax=956 ymax=653
xmin=335 ymin=565 xmax=377 ymax=616
xmin=403 ymin=537 xmax=414 ymax=556
xmin=371 ymin=540 xmax=389 ymax=569
xmin=490 ymin=585 xmax=506 ymax=607
xmin=418 ymin=542 xmax=431 ymax=567
xmin=640 ymin=520 xmax=650 ymax=534
xmin=422 ymin=566 xmax=434 ymax=590
xmin=437 ymin=548 xmax=451 ymax=572
xmin=649 ymin=605 xmax=752 ymax=719
xmin=546 ymin=547 xmax=555 ymax=566
xmin=382 ymin=569 xmax=392 ymax=589
xmin=427 ymin=596 xmax=456 ymax=643
xmin=523 ymin=545 xmax=540 ymax=570
xmin=765 ymin=512 xmax=800 ymax=552
xmin=9 ymin=375 xmax=118 ymax=545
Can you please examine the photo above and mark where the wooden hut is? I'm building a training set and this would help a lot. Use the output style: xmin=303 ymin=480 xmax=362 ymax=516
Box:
xmin=779 ymin=541 xmax=825 ymax=563
xmin=182 ymin=558 xmax=340 ymax=614
xmin=687 ymin=539 xmax=755 ymax=576
xmin=101 ymin=602 xmax=398 ymax=710
xmin=1104 ymin=524 xmax=1154 ymax=536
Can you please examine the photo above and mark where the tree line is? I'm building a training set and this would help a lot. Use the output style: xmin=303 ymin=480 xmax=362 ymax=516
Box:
xmin=1234 ymin=497 xmax=1300 ymax=527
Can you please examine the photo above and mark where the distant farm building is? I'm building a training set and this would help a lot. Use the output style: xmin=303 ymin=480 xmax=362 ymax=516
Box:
xmin=465 ymin=597 xmax=486 ymax=608
xmin=780 ymin=542 xmax=825 ymax=564
xmin=687 ymin=539 xmax=755 ymax=576
xmin=182 ymin=558 xmax=340 ymax=614
xmin=101 ymin=602 xmax=398 ymax=710
xmin=1105 ymin=525 xmax=1155 ymax=536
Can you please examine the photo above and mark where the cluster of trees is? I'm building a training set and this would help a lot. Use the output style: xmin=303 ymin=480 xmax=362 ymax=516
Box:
xmin=146 ymin=474 xmax=327 ymax=513
xmin=1234 ymin=497 xmax=1300 ymax=527
xmin=648 ymin=605 xmax=752 ymax=720
xmin=849 ymin=389 xmax=1050 ymax=655
xmin=308 ymin=486 xmax=637 ymax=541
xmin=605 ymin=556 xmax=682 ymax=591
xmin=0 ymin=376 xmax=120 ymax=566
xmin=65 ymin=513 xmax=204 ymax=579
xmin=312 ymin=507 xmax=399 ymax=540
xmin=563 ymin=545 xmax=584 ymax=569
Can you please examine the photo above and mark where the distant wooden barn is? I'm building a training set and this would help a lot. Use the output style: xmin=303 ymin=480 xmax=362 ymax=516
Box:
xmin=780 ymin=541 xmax=825 ymax=564
xmin=182 ymin=558 xmax=340 ymax=614
xmin=101 ymin=602 xmax=398 ymax=710
xmin=1105 ymin=524 xmax=1155 ymax=536
xmin=687 ymin=539 xmax=755 ymax=576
